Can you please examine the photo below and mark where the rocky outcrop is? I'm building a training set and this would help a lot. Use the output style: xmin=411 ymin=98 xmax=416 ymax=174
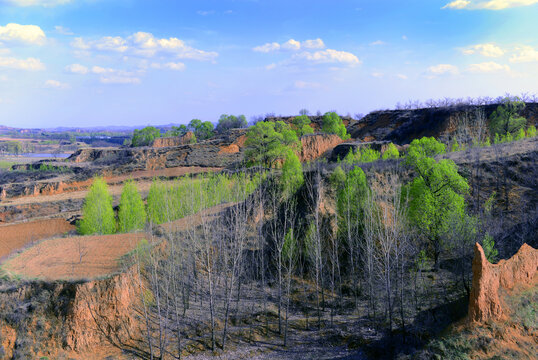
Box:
xmin=348 ymin=103 xmax=538 ymax=144
xmin=0 ymin=269 xmax=140 ymax=357
xmin=300 ymin=134 xmax=344 ymax=162
xmin=64 ymin=268 xmax=139 ymax=351
xmin=152 ymin=132 xmax=195 ymax=148
xmin=468 ymin=242 xmax=538 ymax=323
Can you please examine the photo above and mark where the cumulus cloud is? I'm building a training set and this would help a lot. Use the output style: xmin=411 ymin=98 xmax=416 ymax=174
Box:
xmin=65 ymin=63 xmax=88 ymax=74
xmin=253 ymin=42 xmax=281 ymax=53
xmin=44 ymin=79 xmax=69 ymax=89
xmin=292 ymin=49 xmax=360 ymax=65
xmin=443 ymin=0 xmax=538 ymax=10
xmin=509 ymin=45 xmax=538 ymax=62
xmin=462 ymin=43 xmax=505 ymax=57
xmin=426 ymin=64 xmax=459 ymax=77
xmin=0 ymin=23 xmax=46 ymax=45
xmin=71 ymin=32 xmax=218 ymax=61
xmin=397 ymin=74 xmax=408 ymax=80
xmin=467 ymin=61 xmax=510 ymax=72
xmin=253 ymin=38 xmax=326 ymax=53
xmin=2 ymin=0 xmax=72 ymax=6
xmin=0 ymin=56 xmax=45 ymax=70
xmin=150 ymin=62 xmax=186 ymax=71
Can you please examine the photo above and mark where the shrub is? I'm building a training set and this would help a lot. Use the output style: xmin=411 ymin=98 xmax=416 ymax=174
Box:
xmin=322 ymin=112 xmax=349 ymax=140
xmin=78 ymin=177 xmax=116 ymax=235
xmin=292 ymin=115 xmax=314 ymax=137
xmin=216 ymin=114 xmax=247 ymax=133
xmin=515 ymin=128 xmax=526 ymax=141
xmin=281 ymin=150 xmax=304 ymax=196
xmin=357 ymin=147 xmax=380 ymax=163
xmin=132 ymin=126 xmax=161 ymax=147
xmin=382 ymin=143 xmax=399 ymax=160
xmin=489 ymin=97 xmax=526 ymax=140
xmin=527 ymin=125 xmax=537 ymax=138
xmin=482 ymin=234 xmax=498 ymax=263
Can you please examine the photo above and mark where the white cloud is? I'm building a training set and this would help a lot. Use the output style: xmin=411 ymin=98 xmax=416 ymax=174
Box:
xmin=402 ymin=35 xmax=408 ymax=41
xmin=294 ymin=80 xmax=321 ymax=89
xmin=302 ymin=38 xmax=325 ymax=50
xmin=65 ymin=63 xmax=88 ymax=74
xmin=44 ymin=79 xmax=69 ymax=89
xmin=54 ymin=25 xmax=73 ymax=35
xmin=292 ymin=49 xmax=360 ymax=65
xmin=100 ymin=76 xmax=140 ymax=85
xmin=462 ymin=43 xmax=505 ymax=57
xmin=91 ymin=65 xmax=115 ymax=74
xmin=397 ymin=74 xmax=408 ymax=80
xmin=370 ymin=40 xmax=386 ymax=46
xmin=371 ymin=72 xmax=384 ymax=78
xmin=253 ymin=38 xmax=326 ymax=53
xmin=150 ymin=62 xmax=186 ymax=71
xmin=0 ymin=23 xmax=46 ymax=45
xmin=265 ymin=63 xmax=277 ymax=70
xmin=509 ymin=45 xmax=538 ymax=62
xmin=426 ymin=64 xmax=459 ymax=77
xmin=443 ymin=0 xmax=538 ymax=10
xmin=467 ymin=61 xmax=510 ymax=72
xmin=71 ymin=32 xmax=218 ymax=61
xmin=0 ymin=56 xmax=45 ymax=70
xmin=282 ymin=39 xmax=301 ymax=51
xmin=2 ymin=0 xmax=72 ymax=6
xmin=443 ymin=0 xmax=471 ymax=9
xmin=253 ymin=42 xmax=281 ymax=53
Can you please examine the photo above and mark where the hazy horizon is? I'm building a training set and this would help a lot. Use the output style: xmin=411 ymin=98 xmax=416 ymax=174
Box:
xmin=1 ymin=0 xmax=537 ymax=128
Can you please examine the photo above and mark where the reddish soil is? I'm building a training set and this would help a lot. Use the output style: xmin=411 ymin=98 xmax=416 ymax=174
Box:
xmin=468 ymin=242 xmax=537 ymax=323
xmin=1 ymin=232 xmax=147 ymax=280
xmin=0 ymin=218 xmax=75 ymax=259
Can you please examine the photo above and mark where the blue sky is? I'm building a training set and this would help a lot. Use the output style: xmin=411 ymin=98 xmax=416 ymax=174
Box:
xmin=0 ymin=0 xmax=537 ymax=128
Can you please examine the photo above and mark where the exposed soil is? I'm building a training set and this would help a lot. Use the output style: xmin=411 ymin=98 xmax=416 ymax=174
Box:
xmin=1 ymin=232 xmax=146 ymax=280
xmin=0 ymin=218 xmax=75 ymax=259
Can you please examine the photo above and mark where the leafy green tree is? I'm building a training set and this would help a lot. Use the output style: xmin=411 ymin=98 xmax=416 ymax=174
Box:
xmin=322 ymin=112 xmax=349 ymax=140
xmin=406 ymin=137 xmax=468 ymax=270
xmin=382 ymin=143 xmax=400 ymax=160
xmin=527 ymin=125 xmax=537 ymax=137
xmin=165 ymin=124 xmax=188 ymax=137
xmin=216 ymin=114 xmax=247 ymax=133
xmin=245 ymin=121 xmax=300 ymax=167
xmin=489 ymin=97 xmax=526 ymax=139
xmin=78 ymin=177 xmax=116 ymax=235
xmin=281 ymin=150 xmax=304 ymax=196
xmin=118 ymin=180 xmax=147 ymax=232
xmin=132 ymin=126 xmax=162 ymax=147
xmin=329 ymin=166 xmax=346 ymax=186
xmin=146 ymin=179 xmax=169 ymax=225
xmin=189 ymin=119 xmax=214 ymax=140
xmin=292 ymin=115 xmax=314 ymax=137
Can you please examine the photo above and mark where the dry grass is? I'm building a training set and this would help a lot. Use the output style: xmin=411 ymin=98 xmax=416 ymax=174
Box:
xmin=0 ymin=218 xmax=75 ymax=259
xmin=1 ymin=232 xmax=147 ymax=281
